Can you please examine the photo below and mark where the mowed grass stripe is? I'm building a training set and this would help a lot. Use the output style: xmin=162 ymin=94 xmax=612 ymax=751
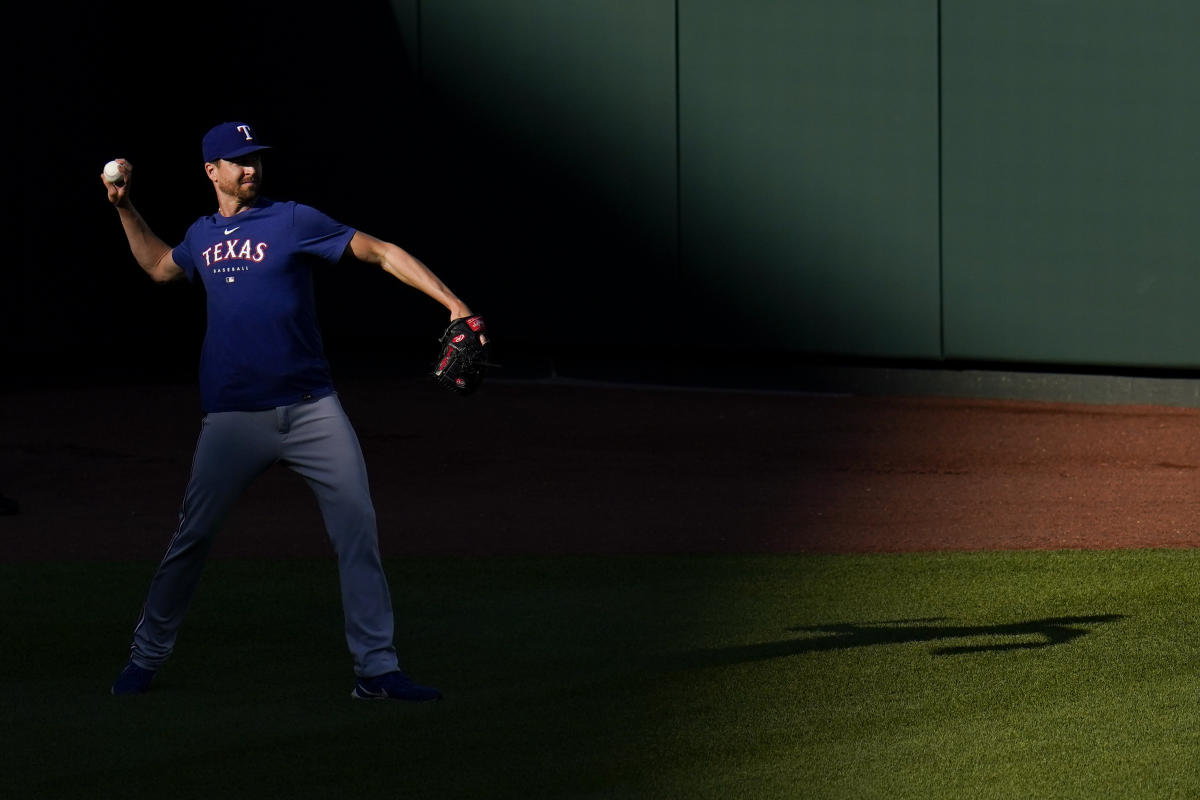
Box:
xmin=3 ymin=550 xmax=1200 ymax=799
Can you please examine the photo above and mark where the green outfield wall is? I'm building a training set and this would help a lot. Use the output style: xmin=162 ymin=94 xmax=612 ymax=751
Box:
xmin=941 ymin=1 xmax=1200 ymax=368
xmin=391 ymin=1 xmax=1200 ymax=367
xmin=11 ymin=1 xmax=1200 ymax=371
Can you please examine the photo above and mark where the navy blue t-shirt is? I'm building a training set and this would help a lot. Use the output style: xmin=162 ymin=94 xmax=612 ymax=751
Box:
xmin=172 ymin=198 xmax=356 ymax=412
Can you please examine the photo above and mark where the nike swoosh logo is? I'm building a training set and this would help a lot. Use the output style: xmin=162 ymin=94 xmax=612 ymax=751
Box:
xmin=224 ymin=226 xmax=240 ymax=235
xmin=357 ymin=685 xmax=388 ymax=699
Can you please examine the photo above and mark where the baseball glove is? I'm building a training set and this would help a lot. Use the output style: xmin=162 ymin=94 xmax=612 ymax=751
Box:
xmin=432 ymin=314 xmax=490 ymax=395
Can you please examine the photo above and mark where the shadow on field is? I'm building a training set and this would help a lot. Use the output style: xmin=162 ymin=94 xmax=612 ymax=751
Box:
xmin=690 ymin=614 xmax=1125 ymax=665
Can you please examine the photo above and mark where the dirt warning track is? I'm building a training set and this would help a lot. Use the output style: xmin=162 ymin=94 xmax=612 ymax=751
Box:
xmin=2 ymin=379 xmax=1198 ymax=561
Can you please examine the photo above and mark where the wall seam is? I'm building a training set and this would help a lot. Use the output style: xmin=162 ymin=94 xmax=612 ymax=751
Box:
xmin=937 ymin=0 xmax=946 ymax=361
xmin=675 ymin=0 xmax=683 ymax=299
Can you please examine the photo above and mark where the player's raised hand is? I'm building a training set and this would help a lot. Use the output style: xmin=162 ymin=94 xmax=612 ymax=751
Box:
xmin=101 ymin=158 xmax=132 ymax=206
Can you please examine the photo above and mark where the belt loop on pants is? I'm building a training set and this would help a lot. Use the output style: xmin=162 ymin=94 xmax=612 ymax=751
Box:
xmin=276 ymin=405 xmax=290 ymax=434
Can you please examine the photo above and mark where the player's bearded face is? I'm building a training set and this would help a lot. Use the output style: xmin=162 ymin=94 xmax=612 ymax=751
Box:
xmin=213 ymin=156 xmax=262 ymax=202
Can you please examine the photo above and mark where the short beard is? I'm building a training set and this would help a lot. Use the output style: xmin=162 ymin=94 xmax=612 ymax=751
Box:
xmin=221 ymin=178 xmax=260 ymax=206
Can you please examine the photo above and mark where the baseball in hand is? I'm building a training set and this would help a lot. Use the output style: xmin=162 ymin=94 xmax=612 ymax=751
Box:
xmin=103 ymin=160 xmax=124 ymax=185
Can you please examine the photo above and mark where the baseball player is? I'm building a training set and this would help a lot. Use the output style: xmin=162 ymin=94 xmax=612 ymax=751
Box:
xmin=103 ymin=121 xmax=475 ymax=701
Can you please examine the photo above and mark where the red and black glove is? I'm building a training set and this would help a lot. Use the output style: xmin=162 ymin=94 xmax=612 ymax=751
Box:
xmin=432 ymin=315 xmax=490 ymax=395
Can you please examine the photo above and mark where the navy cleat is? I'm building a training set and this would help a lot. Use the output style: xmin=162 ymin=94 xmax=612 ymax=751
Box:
xmin=111 ymin=662 xmax=157 ymax=695
xmin=352 ymin=671 xmax=442 ymax=702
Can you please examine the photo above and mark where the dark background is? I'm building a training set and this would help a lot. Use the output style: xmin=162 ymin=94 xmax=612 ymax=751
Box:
xmin=4 ymin=0 xmax=683 ymax=388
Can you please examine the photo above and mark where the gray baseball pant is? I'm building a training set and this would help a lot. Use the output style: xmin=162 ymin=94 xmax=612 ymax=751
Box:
xmin=127 ymin=393 xmax=400 ymax=678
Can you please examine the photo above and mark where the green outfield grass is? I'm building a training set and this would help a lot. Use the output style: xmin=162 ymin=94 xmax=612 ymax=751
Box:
xmin=4 ymin=550 xmax=1200 ymax=799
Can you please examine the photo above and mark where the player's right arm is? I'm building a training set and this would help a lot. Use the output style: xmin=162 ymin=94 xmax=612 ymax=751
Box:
xmin=101 ymin=159 xmax=184 ymax=283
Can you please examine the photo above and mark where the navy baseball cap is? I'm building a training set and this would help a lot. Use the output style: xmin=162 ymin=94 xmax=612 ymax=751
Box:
xmin=202 ymin=121 xmax=272 ymax=162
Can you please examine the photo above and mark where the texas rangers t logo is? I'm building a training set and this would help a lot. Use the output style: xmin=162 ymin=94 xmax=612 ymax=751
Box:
xmin=236 ymin=125 xmax=254 ymax=141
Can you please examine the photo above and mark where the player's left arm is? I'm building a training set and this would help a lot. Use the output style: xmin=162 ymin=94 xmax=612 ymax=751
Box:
xmin=348 ymin=231 xmax=473 ymax=321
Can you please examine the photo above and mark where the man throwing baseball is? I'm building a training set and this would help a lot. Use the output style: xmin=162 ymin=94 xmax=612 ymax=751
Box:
xmin=102 ymin=121 xmax=475 ymax=701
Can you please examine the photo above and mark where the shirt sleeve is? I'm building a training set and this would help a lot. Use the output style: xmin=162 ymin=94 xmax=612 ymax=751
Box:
xmin=292 ymin=203 xmax=357 ymax=263
xmin=171 ymin=227 xmax=198 ymax=281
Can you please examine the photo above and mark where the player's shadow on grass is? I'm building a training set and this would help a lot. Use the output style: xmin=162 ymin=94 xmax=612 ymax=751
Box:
xmin=690 ymin=615 xmax=1125 ymax=666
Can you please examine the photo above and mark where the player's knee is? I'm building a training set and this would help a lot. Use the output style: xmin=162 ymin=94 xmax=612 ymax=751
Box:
xmin=326 ymin=500 xmax=378 ymax=547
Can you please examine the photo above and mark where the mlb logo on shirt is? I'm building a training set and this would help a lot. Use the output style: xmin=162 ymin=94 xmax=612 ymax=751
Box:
xmin=226 ymin=277 xmax=236 ymax=283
